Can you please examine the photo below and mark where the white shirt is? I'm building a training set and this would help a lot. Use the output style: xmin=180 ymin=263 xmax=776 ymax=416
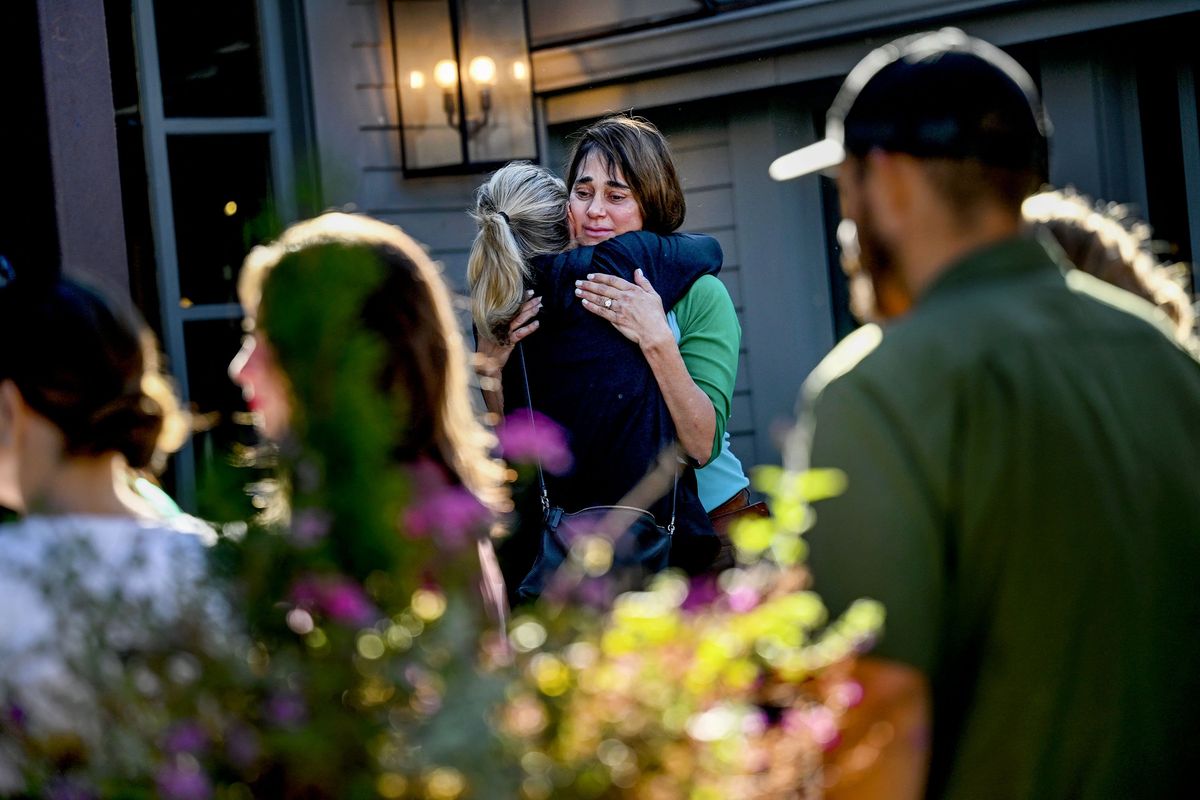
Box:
xmin=0 ymin=514 xmax=215 ymax=788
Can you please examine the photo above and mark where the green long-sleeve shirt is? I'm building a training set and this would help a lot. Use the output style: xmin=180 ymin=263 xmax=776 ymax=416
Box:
xmin=669 ymin=274 xmax=741 ymax=462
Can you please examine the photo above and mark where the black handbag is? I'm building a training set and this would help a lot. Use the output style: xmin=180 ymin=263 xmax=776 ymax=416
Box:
xmin=513 ymin=345 xmax=677 ymax=602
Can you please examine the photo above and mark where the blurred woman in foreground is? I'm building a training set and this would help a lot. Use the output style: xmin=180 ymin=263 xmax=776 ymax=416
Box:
xmin=230 ymin=212 xmax=508 ymax=625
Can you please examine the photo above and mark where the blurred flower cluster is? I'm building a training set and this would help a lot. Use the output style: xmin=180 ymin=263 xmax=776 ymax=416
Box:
xmin=497 ymin=463 xmax=884 ymax=800
xmin=1 ymin=286 xmax=880 ymax=800
xmin=1 ymin=251 xmax=522 ymax=798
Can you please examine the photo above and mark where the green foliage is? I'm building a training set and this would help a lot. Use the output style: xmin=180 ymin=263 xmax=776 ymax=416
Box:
xmin=3 ymin=238 xmax=520 ymax=799
xmin=2 ymin=226 xmax=883 ymax=799
xmin=498 ymin=466 xmax=883 ymax=799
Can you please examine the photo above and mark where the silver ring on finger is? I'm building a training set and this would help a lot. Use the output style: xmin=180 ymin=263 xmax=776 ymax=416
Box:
xmin=604 ymin=298 xmax=613 ymax=309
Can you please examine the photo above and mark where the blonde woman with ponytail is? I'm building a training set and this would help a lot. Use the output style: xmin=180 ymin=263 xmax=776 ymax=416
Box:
xmin=467 ymin=161 xmax=726 ymax=601
xmin=469 ymin=163 xmax=569 ymax=415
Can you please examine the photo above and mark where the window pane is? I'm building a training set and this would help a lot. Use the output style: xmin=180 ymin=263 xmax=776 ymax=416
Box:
xmin=392 ymin=0 xmax=463 ymax=169
xmin=154 ymin=0 xmax=265 ymax=117
xmin=459 ymin=0 xmax=537 ymax=164
xmin=167 ymin=134 xmax=276 ymax=306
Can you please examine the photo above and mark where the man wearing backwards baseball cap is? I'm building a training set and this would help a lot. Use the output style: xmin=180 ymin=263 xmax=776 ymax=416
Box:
xmin=777 ymin=28 xmax=1200 ymax=800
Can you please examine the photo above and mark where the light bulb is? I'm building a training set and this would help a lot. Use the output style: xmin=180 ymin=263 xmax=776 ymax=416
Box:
xmin=512 ymin=60 xmax=529 ymax=81
xmin=409 ymin=70 xmax=426 ymax=90
xmin=434 ymin=59 xmax=458 ymax=89
xmin=468 ymin=56 xmax=497 ymax=85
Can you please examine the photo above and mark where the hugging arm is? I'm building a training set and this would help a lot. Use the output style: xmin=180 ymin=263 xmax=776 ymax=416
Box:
xmin=475 ymin=292 xmax=542 ymax=417
xmin=574 ymin=232 xmax=725 ymax=464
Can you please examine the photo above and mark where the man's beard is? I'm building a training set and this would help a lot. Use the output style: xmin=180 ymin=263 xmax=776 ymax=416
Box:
xmin=838 ymin=210 xmax=905 ymax=323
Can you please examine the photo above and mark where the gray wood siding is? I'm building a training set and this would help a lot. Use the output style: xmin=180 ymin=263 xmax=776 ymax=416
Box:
xmin=303 ymin=0 xmax=488 ymax=292
xmin=527 ymin=0 xmax=699 ymax=47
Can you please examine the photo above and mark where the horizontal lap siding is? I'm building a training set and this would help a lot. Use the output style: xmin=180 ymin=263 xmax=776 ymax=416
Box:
xmin=661 ymin=113 xmax=762 ymax=467
xmin=306 ymin=1 xmax=485 ymax=292
xmin=676 ymin=120 xmax=758 ymax=470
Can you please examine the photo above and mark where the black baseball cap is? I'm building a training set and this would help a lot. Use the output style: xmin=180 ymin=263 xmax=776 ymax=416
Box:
xmin=769 ymin=28 xmax=1050 ymax=181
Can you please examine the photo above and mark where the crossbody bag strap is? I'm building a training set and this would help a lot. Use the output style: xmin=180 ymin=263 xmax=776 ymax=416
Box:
xmin=516 ymin=343 xmax=551 ymax=517
xmin=517 ymin=342 xmax=679 ymax=534
xmin=667 ymin=463 xmax=678 ymax=536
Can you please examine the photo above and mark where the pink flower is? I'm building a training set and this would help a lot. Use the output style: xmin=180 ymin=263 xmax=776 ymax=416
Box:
xmin=742 ymin=709 xmax=769 ymax=737
xmin=829 ymin=680 xmax=865 ymax=710
xmin=289 ymin=575 xmax=376 ymax=626
xmin=324 ymin=583 xmax=375 ymax=624
xmin=728 ymin=585 xmax=761 ymax=613
xmin=497 ymin=411 xmax=573 ymax=475
xmin=403 ymin=485 xmax=491 ymax=552
xmin=681 ymin=575 xmax=721 ymax=612
xmin=783 ymin=706 xmax=841 ymax=751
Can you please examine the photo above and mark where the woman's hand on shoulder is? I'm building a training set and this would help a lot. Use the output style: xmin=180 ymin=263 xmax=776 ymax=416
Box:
xmin=477 ymin=291 xmax=542 ymax=375
xmin=575 ymin=270 xmax=673 ymax=350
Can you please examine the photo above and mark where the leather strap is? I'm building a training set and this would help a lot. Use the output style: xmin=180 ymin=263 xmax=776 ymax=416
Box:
xmin=516 ymin=342 xmax=678 ymax=533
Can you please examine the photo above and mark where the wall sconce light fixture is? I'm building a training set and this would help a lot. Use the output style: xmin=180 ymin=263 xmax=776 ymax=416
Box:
xmin=390 ymin=0 xmax=537 ymax=175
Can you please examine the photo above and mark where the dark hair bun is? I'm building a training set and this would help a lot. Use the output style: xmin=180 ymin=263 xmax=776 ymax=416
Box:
xmin=87 ymin=393 xmax=167 ymax=470
xmin=0 ymin=278 xmax=187 ymax=473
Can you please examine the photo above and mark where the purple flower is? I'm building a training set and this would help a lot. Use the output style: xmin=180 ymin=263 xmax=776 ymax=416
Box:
xmin=290 ymin=575 xmax=376 ymax=626
xmin=265 ymin=692 xmax=307 ymax=728
xmin=577 ymin=575 xmax=616 ymax=609
xmin=44 ymin=779 xmax=96 ymax=800
xmin=163 ymin=721 xmax=208 ymax=755
xmin=681 ymin=575 xmax=721 ymax=612
xmin=5 ymin=702 xmax=26 ymax=730
xmin=323 ymin=582 xmax=376 ymax=624
xmin=224 ymin=724 xmax=261 ymax=769
xmin=497 ymin=412 xmax=573 ymax=475
xmin=403 ymin=485 xmax=491 ymax=552
xmin=291 ymin=508 xmax=332 ymax=546
xmin=155 ymin=763 xmax=213 ymax=800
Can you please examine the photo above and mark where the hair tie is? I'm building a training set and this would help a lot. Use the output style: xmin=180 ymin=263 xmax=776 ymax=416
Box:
xmin=497 ymin=211 xmax=510 ymax=225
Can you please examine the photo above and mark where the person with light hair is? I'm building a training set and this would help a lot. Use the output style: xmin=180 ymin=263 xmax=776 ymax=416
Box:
xmin=230 ymin=211 xmax=509 ymax=623
xmin=1023 ymin=187 xmax=1197 ymax=351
